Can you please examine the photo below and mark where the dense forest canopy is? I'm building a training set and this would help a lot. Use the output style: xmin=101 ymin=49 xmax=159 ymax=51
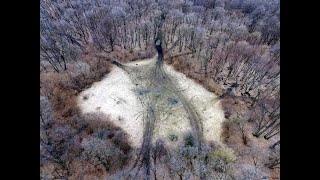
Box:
xmin=41 ymin=0 xmax=279 ymax=71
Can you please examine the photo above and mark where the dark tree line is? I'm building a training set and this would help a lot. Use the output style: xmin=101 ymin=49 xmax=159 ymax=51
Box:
xmin=41 ymin=0 xmax=279 ymax=74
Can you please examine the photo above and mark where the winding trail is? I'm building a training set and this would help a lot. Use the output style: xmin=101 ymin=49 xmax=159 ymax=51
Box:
xmin=112 ymin=37 xmax=207 ymax=179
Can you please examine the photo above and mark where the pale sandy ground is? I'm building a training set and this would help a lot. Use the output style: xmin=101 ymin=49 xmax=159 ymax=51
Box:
xmin=164 ymin=64 xmax=225 ymax=144
xmin=78 ymin=57 xmax=226 ymax=147
xmin=77 ymin=66 xmax=145 ymax=146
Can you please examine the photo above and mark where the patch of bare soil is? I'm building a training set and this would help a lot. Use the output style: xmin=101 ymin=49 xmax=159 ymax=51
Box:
xmin=78 ymin=56 xmax=226 ymax=147
xmin=78 ymin=55 xmax=232 ymax=179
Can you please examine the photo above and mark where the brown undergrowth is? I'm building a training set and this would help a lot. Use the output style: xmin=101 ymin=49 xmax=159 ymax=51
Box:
xmin=164 ymin=54 xmax=280 ymax=179
xmin=40 ymin=48 xmax=156 ymax=179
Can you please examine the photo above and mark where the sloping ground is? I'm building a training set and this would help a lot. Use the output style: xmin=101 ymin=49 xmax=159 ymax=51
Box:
xmin=77 ymin=57 xmax=225 ymax=148
xmin=164 ymin=64 xmax=224 ymax=145
xmin=77 ymin=65 xmax=144 ymax=146
xmin=77 ymin=56 xmax=236 ymax=179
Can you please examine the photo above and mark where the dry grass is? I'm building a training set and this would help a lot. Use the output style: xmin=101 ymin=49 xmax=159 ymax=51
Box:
xmin=165 ymin=54 xmax=279 ymax=179
xmin=164 ymin=63 xmax=226 ymax=144
xmin=40 ymin=49 xmax=142 ymax=179
xmin=77 ymin=66 xmax=145 ymax=147
xmin=220 ymin=102 xmax=280 ymax=179
xmin=41 ymin=46 xmax=279 ymax=179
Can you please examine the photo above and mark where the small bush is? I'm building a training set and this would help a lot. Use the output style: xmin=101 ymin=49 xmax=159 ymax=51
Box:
xmin=221 ymin=121 xmax=232 ymax=143
xmin=209 ymin=148 xmax=236 ymax=164
xmin=168 ymin=133 xmax=179 ymax=142
xmin=204 ymin=79 xmax=223 ymax=96
xmin=184 ymin=133 xmax=195 ymax=147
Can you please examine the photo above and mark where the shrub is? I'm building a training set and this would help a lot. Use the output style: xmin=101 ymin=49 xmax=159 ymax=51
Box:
xmin=221 ymin=121 xmax=232 ymax=143
xmin=81 ymin=113 xmax=132 ymax=154
xmin=204 ymin=79 xmax=223 ymax=96
xmin=209 ymin=148 xmax=236 ymax=164
xmin=81 ymin=136 xmax=126 ymax=172
xmin=234 ymin=164 xmax=268 ymax=180
xmin=184 ymin=133 xmax=196 ymax=147
xmin=168 ymin=133 xmax=179 ymax=142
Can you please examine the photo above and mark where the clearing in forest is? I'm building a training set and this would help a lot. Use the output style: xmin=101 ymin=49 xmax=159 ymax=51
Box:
xmin=78 ymin=56 xmax=225 ymax=147
xmin=77 ymin=53 xmax=229 ymax=179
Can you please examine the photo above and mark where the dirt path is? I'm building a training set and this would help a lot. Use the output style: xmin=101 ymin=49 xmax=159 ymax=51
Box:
xmin=78 ymin=14 xmax=228 ymax=180
xmin=113 ymin=40 xmax=207 ymax=179
xmin=78 ymin=46 xmax=226 ymax=179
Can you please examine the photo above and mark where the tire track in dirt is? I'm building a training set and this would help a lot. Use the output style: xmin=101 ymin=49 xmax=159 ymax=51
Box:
xmin=112 ymin=37 xmax=207 ymax=179
xmin=113 ymin=62 xmax=207 ymax=179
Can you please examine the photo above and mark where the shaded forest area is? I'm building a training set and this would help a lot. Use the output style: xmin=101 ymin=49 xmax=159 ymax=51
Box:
xmin=40 ymin=0 xmax=279 ymax=179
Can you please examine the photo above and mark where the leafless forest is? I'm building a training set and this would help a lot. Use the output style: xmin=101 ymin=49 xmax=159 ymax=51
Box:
xmin=40 ymin=0 xmax=280 ymax=179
